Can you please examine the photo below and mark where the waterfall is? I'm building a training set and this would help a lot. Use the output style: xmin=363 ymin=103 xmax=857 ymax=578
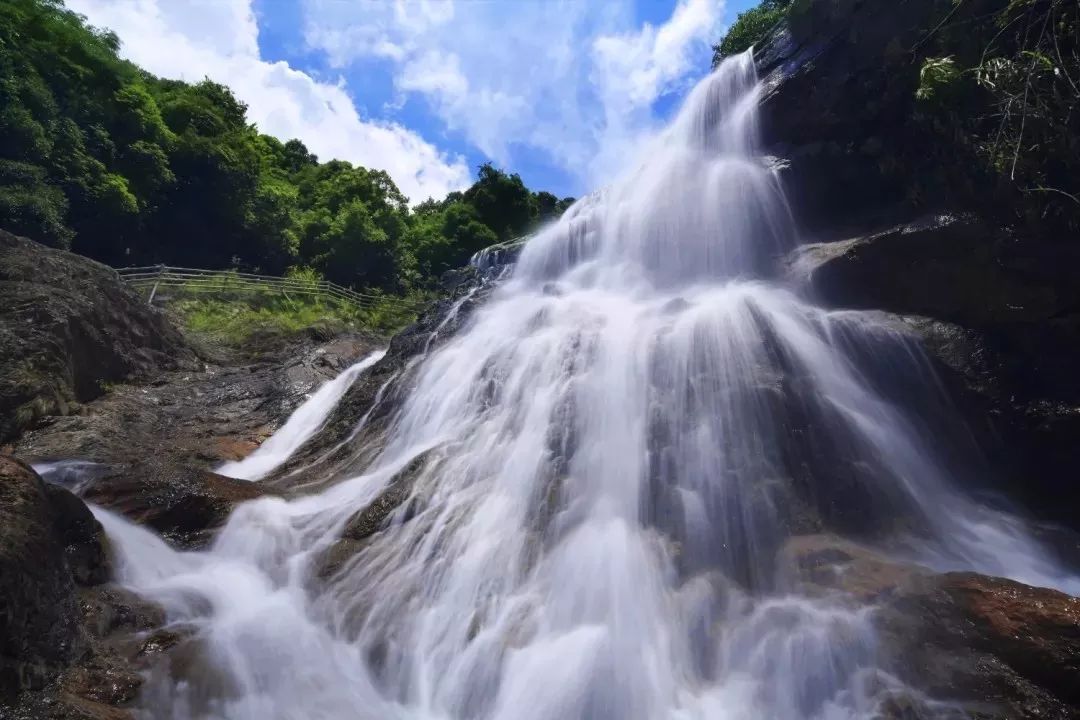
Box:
xmin=89 ymin=52 xmax=1078 ymax=719
xmin=216 ymin=350 xmax=386 ymax=481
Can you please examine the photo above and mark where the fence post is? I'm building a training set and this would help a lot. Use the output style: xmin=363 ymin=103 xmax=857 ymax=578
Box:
xmin=147 ymin=264 xmax=165 ymax=306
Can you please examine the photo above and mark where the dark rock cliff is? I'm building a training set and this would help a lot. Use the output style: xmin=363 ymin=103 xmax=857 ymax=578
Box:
xmin=759 ymin=1 xmax=1080 ymax=532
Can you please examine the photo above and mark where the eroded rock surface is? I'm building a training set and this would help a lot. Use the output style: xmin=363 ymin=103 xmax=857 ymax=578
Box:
xmin=15 ymin=330 xmax=379 ymax=544
xmin=0 ymin=231 xmax=195 ymax=444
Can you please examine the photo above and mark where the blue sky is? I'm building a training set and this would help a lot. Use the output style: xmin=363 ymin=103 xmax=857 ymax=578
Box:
xmin=68 ymin=0 xmax=759 ymax=202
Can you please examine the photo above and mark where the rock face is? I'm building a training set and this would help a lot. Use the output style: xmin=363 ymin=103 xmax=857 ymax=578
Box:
xmin=0 ymin=454 xmax=131 ymax=717
xmin=0 ymin=231 xmax=195 ymax=443
xmin=789 ymin=214 xmax=1080 ymax=530
xmin=266 ymin=264 xmax=502 ymax=490
xmin=756 ymin=0 xmax=1008 ymax=234
xmin=761 ymin=4 xmax=1080 ymax=531
xmin=758 ymin=7 xmax=1080 ymax=712
xmin=0 ymin=458 xmax=215 ymax=720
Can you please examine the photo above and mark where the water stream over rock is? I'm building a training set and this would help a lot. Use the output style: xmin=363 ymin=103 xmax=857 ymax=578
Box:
xmin=86 ymin=52 xmax=1078 ymax=720
xmin=216 ymin=350 xmax=386 ymax=481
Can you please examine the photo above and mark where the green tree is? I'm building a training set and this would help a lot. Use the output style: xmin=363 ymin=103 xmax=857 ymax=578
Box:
xmin=463 ymin=163 xmax=535 ymax=240
xmin=0 ymin=0 xmax=574 ymax=291
xmin=311 ymin=200 xmax=413 ymax=290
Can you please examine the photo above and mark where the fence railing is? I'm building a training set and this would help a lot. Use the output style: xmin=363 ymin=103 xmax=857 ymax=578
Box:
xmin=115 ymin=265 xmax=427 ymax=313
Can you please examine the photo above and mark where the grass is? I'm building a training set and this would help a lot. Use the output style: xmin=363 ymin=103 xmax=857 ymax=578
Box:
xmin=154 ymin=275 xmax=429 ymax=346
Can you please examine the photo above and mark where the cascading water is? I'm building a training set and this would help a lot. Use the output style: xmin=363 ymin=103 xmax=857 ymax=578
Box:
xmin=88 ymin=52 xmax=1078 ymax=720
xmin=216 ymin=350 xmax=386 ymax=481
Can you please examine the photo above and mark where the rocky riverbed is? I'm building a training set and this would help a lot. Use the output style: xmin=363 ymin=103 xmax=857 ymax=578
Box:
xmin=0 ymin=234 xmax=381 ymax=717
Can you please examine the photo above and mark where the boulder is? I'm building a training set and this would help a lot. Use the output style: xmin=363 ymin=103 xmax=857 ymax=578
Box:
xmin=0 ymin=231 xmax=195 ymax=443
xmin=0 ymin=455 xmax=107 ymax=699
xmin=81 ymin=461 xmax=268 ymax=549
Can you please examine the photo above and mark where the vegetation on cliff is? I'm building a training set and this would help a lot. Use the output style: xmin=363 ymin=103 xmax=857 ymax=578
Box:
xmin=913 ymin=0 xmax=1080 ymax=232
xmin=713 ymin=0 xmax=793 ymax=61
xmin=0 ymin=0 xmax=573 ymax=294
xmin=723 ymin=0 xmax=1078 ymax=236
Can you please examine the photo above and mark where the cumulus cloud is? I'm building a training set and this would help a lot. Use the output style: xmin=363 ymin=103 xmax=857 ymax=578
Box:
xmin=65 ymin=0 xmax=471 ymax=203
xmin=302 ymin=0 xmax=722 ymax=189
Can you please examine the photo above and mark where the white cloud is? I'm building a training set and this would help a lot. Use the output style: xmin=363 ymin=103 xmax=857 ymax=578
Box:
xmin=302 ymin=0 xmax=722 ymax=191
xmin=65 ymin=0 xmax=470 ymax=203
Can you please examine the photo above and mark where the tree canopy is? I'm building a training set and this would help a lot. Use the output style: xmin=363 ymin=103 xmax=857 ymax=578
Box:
xmin=0 ymin=0 xmax=575 ymax=291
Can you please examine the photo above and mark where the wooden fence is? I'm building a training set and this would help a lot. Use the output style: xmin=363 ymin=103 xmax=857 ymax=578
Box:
xmin=114 ymin=265 xmax=427 ymax=313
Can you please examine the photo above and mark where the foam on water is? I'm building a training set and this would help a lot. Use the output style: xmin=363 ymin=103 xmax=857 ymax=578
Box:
xmin=85 ymin=51 xmax=1078 ymax=719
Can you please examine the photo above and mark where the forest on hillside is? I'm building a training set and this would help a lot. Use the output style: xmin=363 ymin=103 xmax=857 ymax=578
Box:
xmin=0 ymin=0 xmax=574 ymax=292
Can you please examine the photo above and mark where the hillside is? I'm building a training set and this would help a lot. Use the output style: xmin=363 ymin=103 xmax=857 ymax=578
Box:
xmin=0 ymin=0 xmax=573 ymax=291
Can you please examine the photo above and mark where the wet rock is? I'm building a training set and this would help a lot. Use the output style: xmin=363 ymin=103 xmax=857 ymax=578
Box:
xmin=0 ymin=456 xmax=84 ymax=698
xmin=79 ymin=587 xmax=165 ymax=642
xmin=136 ymin=629 xmax=185 ymax=659
xmin=786 ymin=214 xmax=1080 ymax=531
xmin=468 ymin=237 xmax=527 ymax=271
xmin=314 ymin=453 xmax=433 ymax=580
xmin=16 ymin=330 xmax=379 ymax=504
xmin=780 ymin=535 xmax=1080 ymax=718
xmin=2 ymin=694 xmax=137 ymax=720
xmin=60 ymin=662 xmax=142 ymax=709
xmin=778 ymin=534 xmax=925 ymax=602
xmin=275 ymin=262 xmax=501 ymax=487
xmin=0 ymin=455 xmax=152 ymax=718
xmin=341 ymin=454 xmax=429 ymax=542
xmin=314 ymin=538 xmax=368 ymax=581
xmin=0 ymin=231 xmax=195 ymax=444
xmin=759 ymin=0 xmax=1080 ymax=533
xmin=1 ymin=538 xmax=174 ymax=719
xmin=15 ymin=329 xmax=379 ymax=550
xmin=82 ymin=461 xmax=268 ymax=548
xmin=878 ymin=573 xmax=1080 ymax=720
xmin=43 ymin=484 xmax=111 ymax=586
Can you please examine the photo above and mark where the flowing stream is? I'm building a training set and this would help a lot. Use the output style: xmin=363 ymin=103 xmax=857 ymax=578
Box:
xmin=216 ymin=350 xmax=386 ymax=481
xmin=84 ymin=52 xmax=1078 ymax=719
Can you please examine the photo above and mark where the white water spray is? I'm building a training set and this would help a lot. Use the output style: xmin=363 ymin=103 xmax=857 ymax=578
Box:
xmin=216 ymin=350 xmax=385 ymax=481
xmin=87 ymin=52 xmax=1078 ymax=720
